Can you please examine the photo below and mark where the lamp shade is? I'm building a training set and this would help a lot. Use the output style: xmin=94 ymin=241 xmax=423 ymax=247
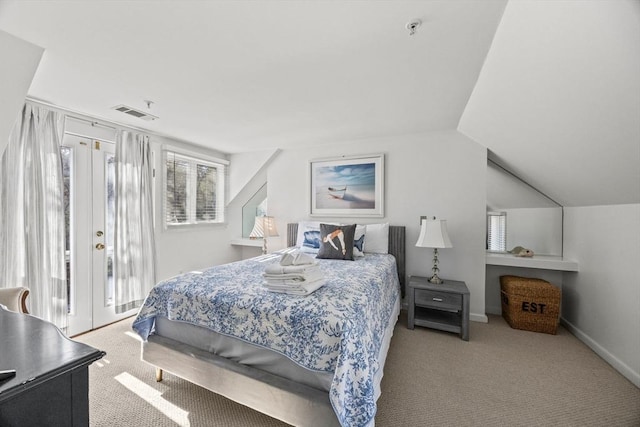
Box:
xmin=415 ymin=218 xmax=452 ymax=248
xmin=249 ymin=216 xmax=279 ymax=238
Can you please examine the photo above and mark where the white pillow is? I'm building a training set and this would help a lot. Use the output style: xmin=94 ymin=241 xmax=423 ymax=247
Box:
xmin=364 ymin=223 xmax=389 ymax=254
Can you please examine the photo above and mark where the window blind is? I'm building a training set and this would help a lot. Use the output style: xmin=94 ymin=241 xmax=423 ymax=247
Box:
xmin=164 ymin=151 xmax=226 ymax=226
xmin=487 ymin=212 xmax=507 ymax=252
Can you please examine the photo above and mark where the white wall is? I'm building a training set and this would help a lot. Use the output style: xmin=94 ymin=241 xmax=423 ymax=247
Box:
xmin=265 ymin=130 xmax=488 ymax=321
xmin=151 ymin=136 xmax=236 ymax=281
xmin=562 ymin=204 xmax=640 ymax=387
xmin=0 ymin=30 xmax=43 ymax=155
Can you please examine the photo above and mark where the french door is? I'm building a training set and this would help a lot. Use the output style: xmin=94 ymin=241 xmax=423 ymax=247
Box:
xmin=61 ymin=135 xmax=136 ymax=336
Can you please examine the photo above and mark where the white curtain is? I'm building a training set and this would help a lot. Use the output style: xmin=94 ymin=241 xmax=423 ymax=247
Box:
xmin=114 ymin=131 xmax=156 ymax=313
xmin=0 ymin=104 xmax=67 ymax=330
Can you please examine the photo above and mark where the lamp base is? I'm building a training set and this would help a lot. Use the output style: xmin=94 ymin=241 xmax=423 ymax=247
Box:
xmin=428 ymin=248 xmax=445 ymax=284
xmin=428 ymin=275 xmax=444 ymax=284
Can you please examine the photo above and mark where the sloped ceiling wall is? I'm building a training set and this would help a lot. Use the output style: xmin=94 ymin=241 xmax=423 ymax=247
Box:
xmin=0 ymin=30 xmax=42 ymax=155
xmin=459 ymin=0 xmax=640 ymax=207
xmin=487 ymin=161 xmax=558 ymax=210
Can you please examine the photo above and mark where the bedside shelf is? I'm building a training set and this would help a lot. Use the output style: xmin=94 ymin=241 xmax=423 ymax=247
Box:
xmin=413 ymin=307 xmax=462 ymax=335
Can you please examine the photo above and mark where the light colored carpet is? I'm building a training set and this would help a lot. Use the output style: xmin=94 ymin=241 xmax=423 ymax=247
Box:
xmin=75 ymin=313 xmax=640 ymax=427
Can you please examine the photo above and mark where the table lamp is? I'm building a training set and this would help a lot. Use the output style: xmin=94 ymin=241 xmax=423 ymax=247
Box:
xmin=250 ymin=216 xmax=279 ymax=254
xmin=415 ymin=217 xmax=453 ymax=284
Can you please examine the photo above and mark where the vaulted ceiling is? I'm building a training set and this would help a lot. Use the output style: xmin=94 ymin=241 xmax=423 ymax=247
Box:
xmin=0 ymin=0 xmax=506 ymax=152
xmin=0 ymin=0 xmax=638 ymax=207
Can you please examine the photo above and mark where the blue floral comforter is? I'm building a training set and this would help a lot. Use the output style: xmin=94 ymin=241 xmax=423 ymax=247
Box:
xmin=132 ymin=253 xmax=401 ymax=427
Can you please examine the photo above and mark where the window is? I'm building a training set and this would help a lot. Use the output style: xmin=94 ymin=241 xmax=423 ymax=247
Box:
xmin=164 ymin=150 xmax=227 ymax=226
xmin=487 ymin=212 xmax=506 ymax=252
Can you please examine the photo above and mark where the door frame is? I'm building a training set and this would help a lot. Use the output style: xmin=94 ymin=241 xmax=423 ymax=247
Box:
xmin=63 ymin=134 xmax=137 ymax=336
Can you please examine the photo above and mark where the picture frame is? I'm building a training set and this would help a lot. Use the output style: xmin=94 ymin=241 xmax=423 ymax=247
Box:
xmin=309 ymin=153 xmax=384 ymax=217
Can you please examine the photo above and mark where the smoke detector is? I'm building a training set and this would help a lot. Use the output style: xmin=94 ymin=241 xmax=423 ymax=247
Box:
xmin=112 ymin=104 xmax=159 ymax=121
xmin=406 ymin=19 xmax=422 ymax=36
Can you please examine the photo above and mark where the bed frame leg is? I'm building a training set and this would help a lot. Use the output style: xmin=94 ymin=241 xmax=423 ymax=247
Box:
xmin=155 ymin=368 xmax=163 ymax=382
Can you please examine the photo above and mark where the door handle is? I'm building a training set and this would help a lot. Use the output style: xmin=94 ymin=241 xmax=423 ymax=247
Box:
xmin=95 ymin=243 xmax=105 ymax=250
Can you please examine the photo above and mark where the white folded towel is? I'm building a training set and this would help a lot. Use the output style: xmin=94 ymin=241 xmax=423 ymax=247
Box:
xmin=264 ymin=263 xmax=319 ymax=275
xmin=280 ymin=250 xmax=316 ymax=266
xmin=263 ymin=269 xmax=324 ymax=284
xmin=264 ymin=279 xmax=325 ymax=296
xmin=263 ymin=277 xmax=322 ymax=290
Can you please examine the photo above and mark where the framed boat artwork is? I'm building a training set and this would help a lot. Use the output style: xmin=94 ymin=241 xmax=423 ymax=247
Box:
xmin=309 ymin=153 xmax=384 ymax=217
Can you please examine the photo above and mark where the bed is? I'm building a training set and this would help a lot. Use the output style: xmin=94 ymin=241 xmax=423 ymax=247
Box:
xmin=132 ymin=223 xmax=405 ymax=427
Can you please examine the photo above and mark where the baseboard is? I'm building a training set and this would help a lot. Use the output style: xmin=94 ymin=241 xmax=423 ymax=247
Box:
xmin=561 ymin=317 xmax=640 ymax=388
xmin=470 ymin=313 xmax=488 ymax=323
xmin=485 ymin=304 xmax=501 ymax=316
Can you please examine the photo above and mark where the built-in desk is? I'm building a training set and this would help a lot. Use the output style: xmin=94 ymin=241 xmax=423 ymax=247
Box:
xmin=230 ymin=238 xmax=264 ymax=260
xmin=0 ymin=307 xmax=105 ymax=426
xmin=485 ymin=253 xmax=578 ymax=315
xmin=230 ymin=238 xmax=263 ymax=247
xmin=486 ymin=253 xmax=579 ymax=272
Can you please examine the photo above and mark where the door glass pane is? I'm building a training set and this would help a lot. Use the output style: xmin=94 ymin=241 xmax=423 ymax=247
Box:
xmin=105 ymin=153 xmax=116 ymax=306
xmin=60 ymin=146 xmax=74 ymax=314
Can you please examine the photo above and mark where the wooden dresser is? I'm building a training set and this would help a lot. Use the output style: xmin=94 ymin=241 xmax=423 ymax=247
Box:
xmin=0 ymin=307 xmax=105 ymax=426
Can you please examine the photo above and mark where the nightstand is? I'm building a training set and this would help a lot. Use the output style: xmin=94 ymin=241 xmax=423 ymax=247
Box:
xmin=407 ymin=276 xmax=470 ymax=341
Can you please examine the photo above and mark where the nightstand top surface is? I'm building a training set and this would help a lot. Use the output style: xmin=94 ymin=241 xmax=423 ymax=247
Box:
xmin=408 ymin=276 xmax=469 ymax=294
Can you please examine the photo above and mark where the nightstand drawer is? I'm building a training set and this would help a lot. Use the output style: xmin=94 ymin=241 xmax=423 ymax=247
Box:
xmin=415 ymin=289 xmax=462 ymax=310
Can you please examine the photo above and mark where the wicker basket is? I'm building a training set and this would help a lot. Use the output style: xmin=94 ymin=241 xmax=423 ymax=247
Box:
xmin=500 ymin=275 xmax=561 ymax=335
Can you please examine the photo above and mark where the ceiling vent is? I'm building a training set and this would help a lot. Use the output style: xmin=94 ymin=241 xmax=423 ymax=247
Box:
xmin=112 ymin=104 xmax=158 ymax=121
